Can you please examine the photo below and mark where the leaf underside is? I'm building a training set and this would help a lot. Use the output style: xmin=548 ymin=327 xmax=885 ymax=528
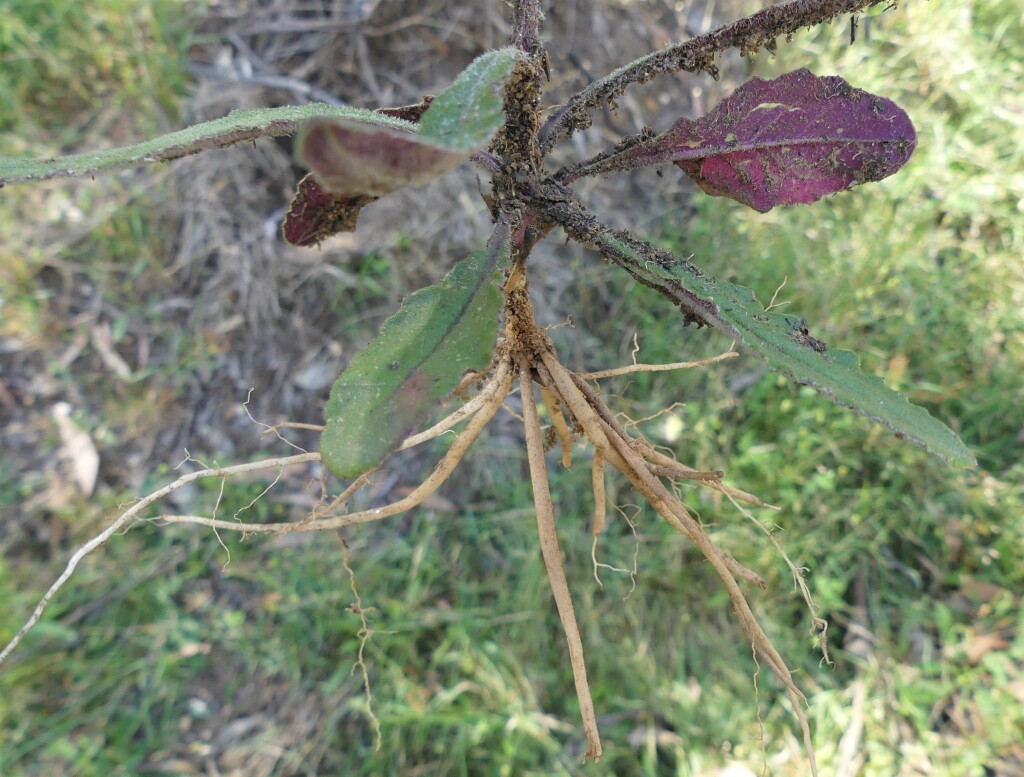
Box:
xmin=297 ymin=119 xmax=464 ymax=197
xmin=286 ymin=47 xmax=521 ymax=245
xmin=377 ymin=97 xmax=436 ymax=124
xmin=320 ymin=222 xmax=513 ymax=478
xmin=595 ymin=231 xmax=976 ymax=468
xmin=618 ymin=69 xmax=917 ymax=212
xmin=0 ymin=104 xmax=416 ymax=185
xmin=281 ymin=174 xmax=377 ymax=247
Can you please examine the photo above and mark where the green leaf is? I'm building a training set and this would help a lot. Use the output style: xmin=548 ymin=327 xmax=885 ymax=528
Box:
xmin=321 ymin=222 xmax=512 ymax=478
xmin=283 ymin=49 xmax=519 ymax=238
xmin=594 ymin=230 xmax=976 ymax=468
xmin=0 ymin=104 xmax=416 ymax=185
xmin=419 ymin=47 xmax=522 ymax=151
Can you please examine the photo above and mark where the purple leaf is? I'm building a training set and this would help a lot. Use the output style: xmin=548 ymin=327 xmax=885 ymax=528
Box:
xmin=376 ymin=96 xmax=434 ymax=124
xmin=608 ymin=69 xmax=916 ymax=212
xmin=297 ymin=118 xmax=465 ymax=197
xmin=281 ymin=174 xmax=377 ymax=247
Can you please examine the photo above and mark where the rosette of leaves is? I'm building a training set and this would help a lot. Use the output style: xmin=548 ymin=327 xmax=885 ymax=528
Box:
xmin=0 ymin=0 xmax=978 ymax=768
xmin=282 ymin=56 xmax=969 ymax=473
xmin=0 ymin=16 xmax=971 ymax=474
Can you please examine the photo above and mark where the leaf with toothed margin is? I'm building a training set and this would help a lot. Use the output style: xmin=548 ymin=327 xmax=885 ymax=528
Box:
xmin=592 ymin=230 xmax=976 ymax=468
xmin=596 ymin=69 xmax=916 ymax=212
xmin=0 ymin=104 xmax=416 ymax=185
xmin=281 ymin=174 xmax=378 ymax=247
xmin=320 ymin=222 xmax=512 ymax=479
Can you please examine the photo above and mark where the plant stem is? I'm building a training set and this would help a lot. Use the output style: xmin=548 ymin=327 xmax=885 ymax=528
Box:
xmin=536 ymin=192 xmax=716 ymax=326
xmin=511 ymin=0 xmax=544 ymax=57
xmin=539 ymin=0 xmax=897 ymax=153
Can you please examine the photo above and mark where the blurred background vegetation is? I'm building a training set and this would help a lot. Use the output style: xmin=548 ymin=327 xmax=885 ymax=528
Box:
xmin=1 ymin=0 xmax=1021 ymax=775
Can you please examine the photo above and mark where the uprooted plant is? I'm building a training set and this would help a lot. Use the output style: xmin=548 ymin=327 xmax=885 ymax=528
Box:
xmin=0 ymin=0 xmax=976 ymax=770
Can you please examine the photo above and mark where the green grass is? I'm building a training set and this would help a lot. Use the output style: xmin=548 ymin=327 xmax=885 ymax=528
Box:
xmin=2 ymin=1 xmax=1023 ymax=775
xmin=622 ymin=0 xmax=1024 ymax=770
xmin=0 ymin=0 xmax=191 ymax=143
xmin=0 ymin=0 xmax=203 ymax=463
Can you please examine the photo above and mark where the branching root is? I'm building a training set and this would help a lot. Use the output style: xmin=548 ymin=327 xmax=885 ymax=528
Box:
xmin=4 ymin=261 xmax=821 ymax=777
xmin=519 ymin=355 xmax=603 ymax=761
xmin=506 ymin=262 xmax=818 ymax=774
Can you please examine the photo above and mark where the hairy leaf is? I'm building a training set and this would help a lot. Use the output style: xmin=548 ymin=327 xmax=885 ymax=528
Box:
xmin=293 ymin=49 xmax=519 ymax=209
xmin=281 ymin=174 xmax=378 ymax=247
xmin=321 ymin=222 xmax=512 ymax=478
xmin=0 ymin=104 xmax=416 ymax=185
xmin=377 ymin=97 xmax=435 ymax=124
xmin=297 ymin=119 xmax=464 ymax=197
xmin=593 ymin=230 xmax=975 ymax=468
xmin=584 ymin=69 xmax=916 ymax=212
xmin=418 ymin=47 xmax=523 ymax=150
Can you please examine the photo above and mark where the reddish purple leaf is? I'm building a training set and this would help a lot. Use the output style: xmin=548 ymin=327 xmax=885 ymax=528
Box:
xmin=612 ymin=69 xmax=916 ymax=212
xmin=297 ymin=118 xmax=465 ymax=197
xmin=377 ymin=97 xmax=434 ymax=124
xmin=281 ymin=173 xmax=377 ymax=247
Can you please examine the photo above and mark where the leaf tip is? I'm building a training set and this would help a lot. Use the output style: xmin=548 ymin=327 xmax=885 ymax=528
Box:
xmin=281 ymin=173 xmax=377 ymax=246
xmin=654 ymin=69 xmax=918 ymax=212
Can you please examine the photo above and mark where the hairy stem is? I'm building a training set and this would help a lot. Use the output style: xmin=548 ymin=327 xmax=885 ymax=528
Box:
xmin=536 ymin=191 xmax=718 ymax=326
xmin=539 ymin=0 xmax=896 ymax=153
xmin=511 ymin=0 xmax=544 ymax=57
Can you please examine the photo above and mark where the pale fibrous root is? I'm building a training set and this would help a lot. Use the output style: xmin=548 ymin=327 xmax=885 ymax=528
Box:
xmin=502 ymin=257 xmax=817 ymax=772
xmin=0 ymin=365 xmax=514 ymax=666
xmin=1 ymin=257 xmax=817 ymax=776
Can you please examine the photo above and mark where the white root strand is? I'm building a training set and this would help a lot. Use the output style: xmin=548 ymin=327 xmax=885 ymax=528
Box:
xmin=576 ymin=351 xmax=738 ymax=380
xmin=163 ymin=362 xmax=513 ymax=534
xmin=0 ymin=452 xmax=321 ymax=666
